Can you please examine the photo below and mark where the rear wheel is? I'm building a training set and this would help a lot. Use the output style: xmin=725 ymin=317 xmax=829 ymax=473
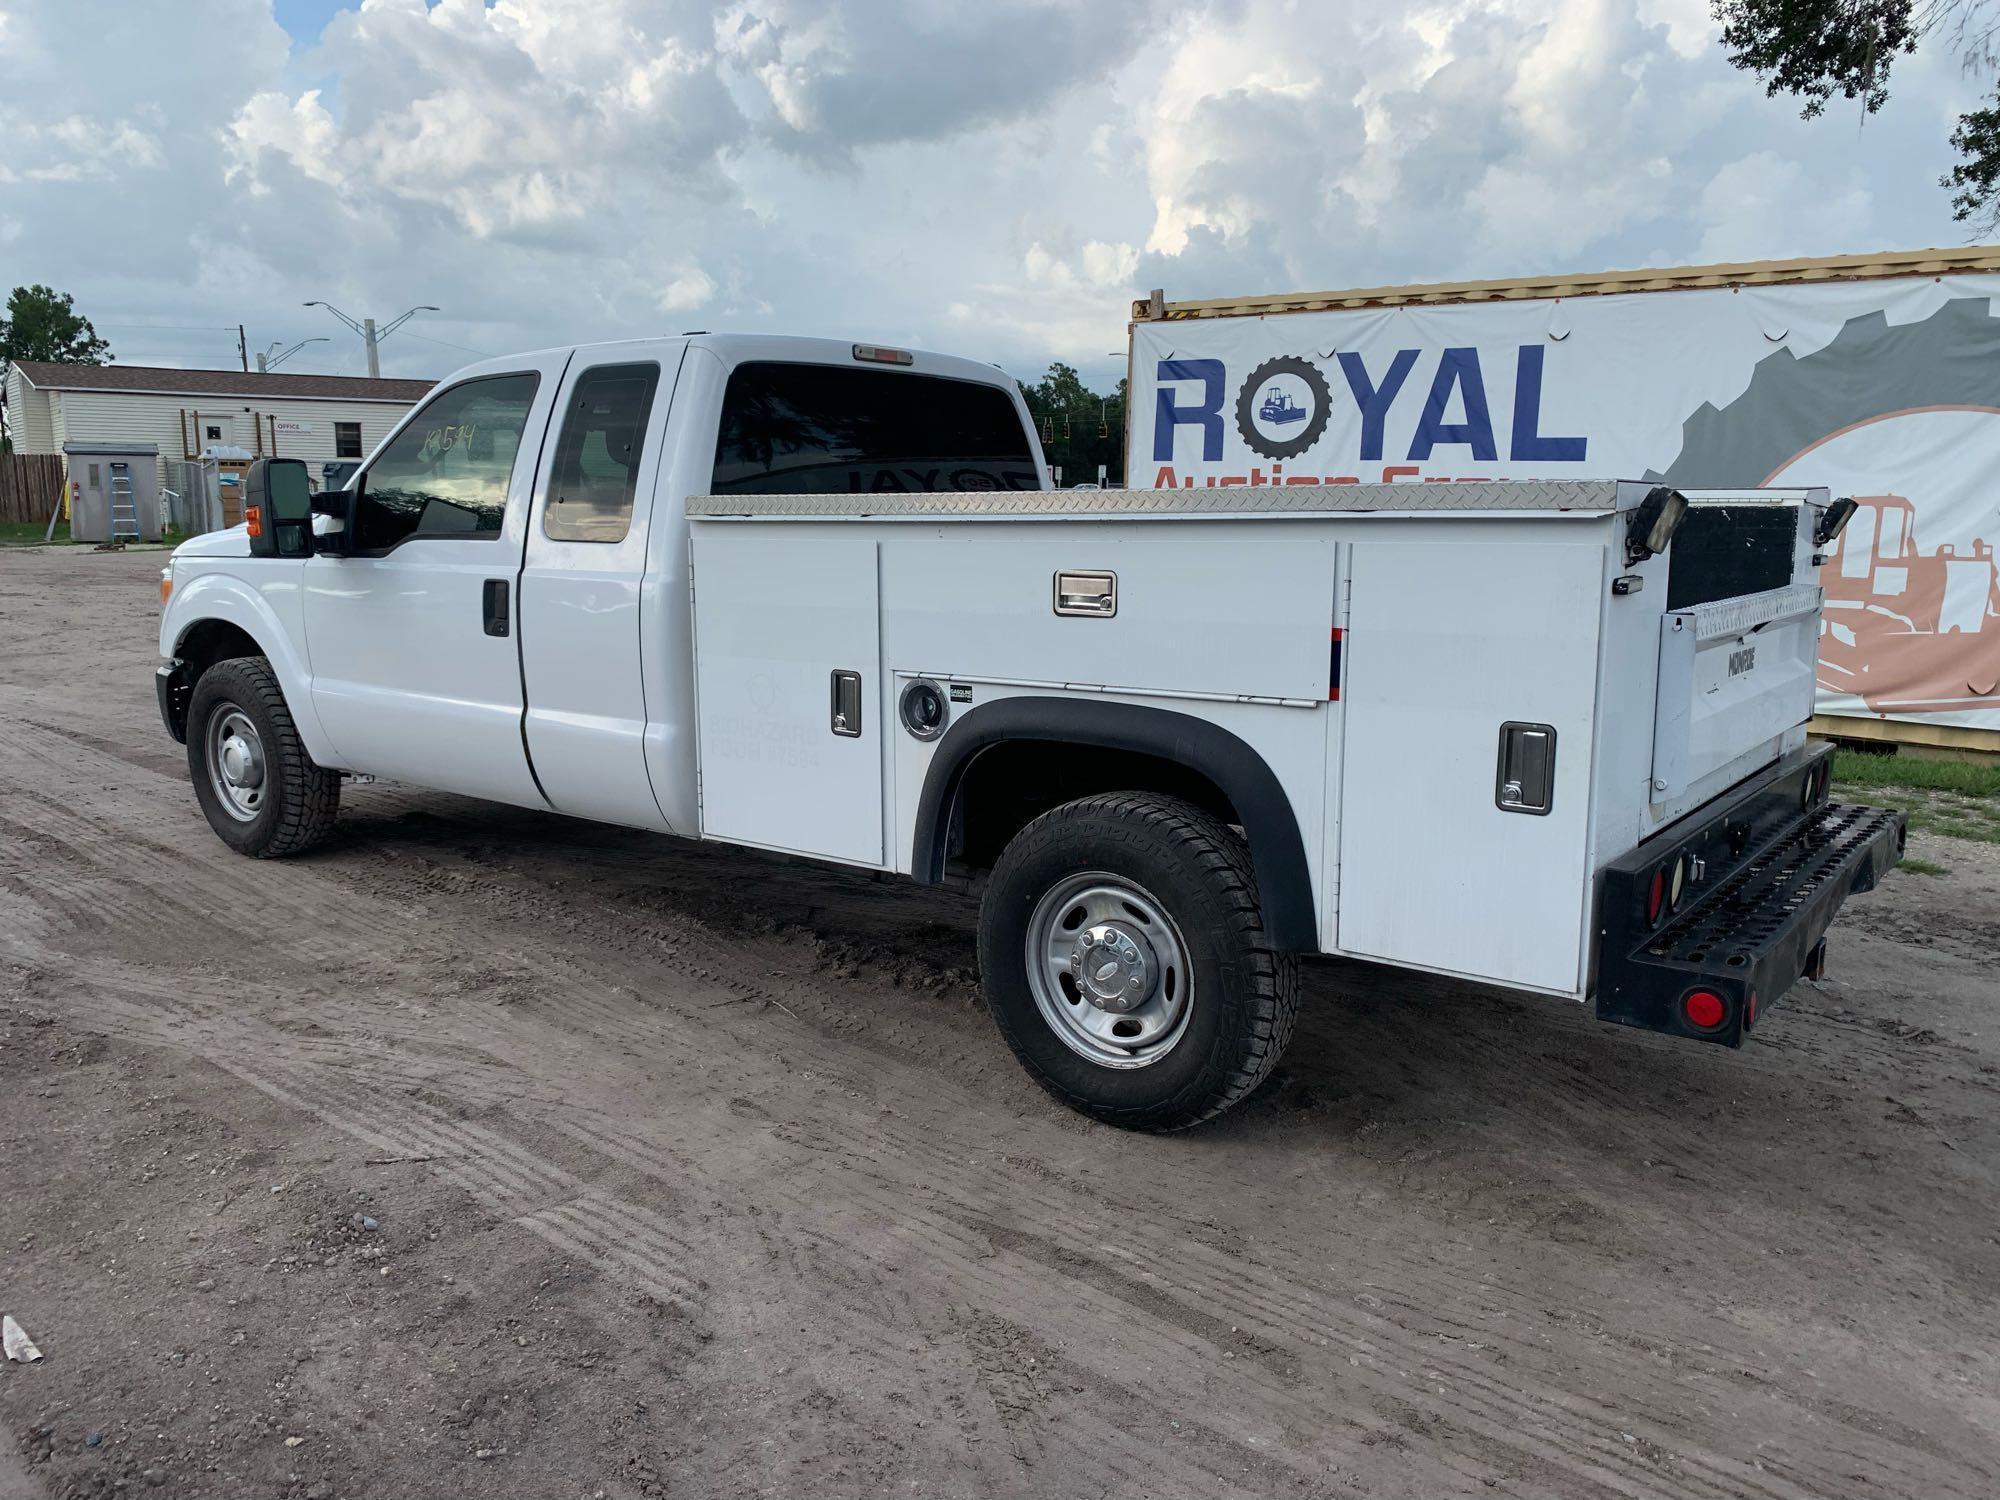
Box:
xmin=977 ymin=792 xmax=1298 ymax=1131
xmin=187 ymin=656 xmax=340 ymax=857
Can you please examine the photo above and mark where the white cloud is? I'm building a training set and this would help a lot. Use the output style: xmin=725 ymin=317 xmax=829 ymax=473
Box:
xmin=0 ymin=0 xmax=1984 ymax=391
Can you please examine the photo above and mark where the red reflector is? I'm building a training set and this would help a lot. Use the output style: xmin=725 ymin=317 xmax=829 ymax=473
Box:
xmin=1646 ymin=869 xmax=1665 ymax=925
xmin=1682 ymin=989 xmax=1727 ymax=1030
xmin=1328 ymin=626 xmax=1343 ymax=701
xmin=1745 ymin=989 xmax=1759 ymax=1030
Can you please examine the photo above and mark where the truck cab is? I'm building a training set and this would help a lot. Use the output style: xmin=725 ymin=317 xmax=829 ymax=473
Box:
xmin=159 ymin=335 xmax=1045 ymax=838
xmin=157 ymin=335 xmax=1902 ymax=1132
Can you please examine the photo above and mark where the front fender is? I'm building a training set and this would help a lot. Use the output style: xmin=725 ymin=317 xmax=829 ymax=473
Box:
xmin=162 ymin=567 xmax=338 ymax=766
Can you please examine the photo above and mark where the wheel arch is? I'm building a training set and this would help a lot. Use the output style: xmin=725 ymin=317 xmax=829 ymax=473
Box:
xmin=163 ymin=574 xmax=336 ymax=764
xmin=912 ymin=696 xmax=1320 ymax=952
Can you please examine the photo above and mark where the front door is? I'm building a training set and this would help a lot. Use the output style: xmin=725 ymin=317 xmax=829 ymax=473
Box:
xmin=302 ymin=354 xmax=570 ymax=807
xmin=517 ymin=342 xmax=686 ymax=830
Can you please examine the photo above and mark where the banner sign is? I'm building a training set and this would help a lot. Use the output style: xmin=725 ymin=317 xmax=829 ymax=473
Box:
xmin=1131 ymin=275 xmax=2000 ymax=728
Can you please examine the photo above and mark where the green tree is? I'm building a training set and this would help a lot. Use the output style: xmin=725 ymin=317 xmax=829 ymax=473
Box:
xmin=1020 ymin=361 xmax=1127 ymax=485
xmin=1 ymin=284 xmax=114 ymax=450
xmin=1712 ymin=0 xmax=2000 ymax=227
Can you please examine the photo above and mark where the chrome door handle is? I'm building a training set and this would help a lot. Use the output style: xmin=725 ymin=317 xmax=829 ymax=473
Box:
xmin=1054 ymin=570 xmax=1117 ymax=617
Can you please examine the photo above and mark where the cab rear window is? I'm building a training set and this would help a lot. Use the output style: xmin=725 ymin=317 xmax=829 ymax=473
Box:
xmin=711 ymin=362 xmax=1038 ymax=494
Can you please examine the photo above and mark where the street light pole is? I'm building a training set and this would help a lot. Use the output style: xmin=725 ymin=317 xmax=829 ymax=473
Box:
xmin=303 ymin=302 xmax=440 ymax=378
xmin=257 ymin=337 xmax=330 ymax=373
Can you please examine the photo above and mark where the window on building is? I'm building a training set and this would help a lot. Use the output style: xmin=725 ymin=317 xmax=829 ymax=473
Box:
xmin=710 ymin=362 xmax=1038 ymax=495
xmin=335 ymin=421 xmax=363 ymax=459
xmin=204 ymin=425 xmax=223 ymax=442
xmin=354 ymin=373 xmax=539 ymax=553
xmin=544 ymin=363 xmax=660 ymax=543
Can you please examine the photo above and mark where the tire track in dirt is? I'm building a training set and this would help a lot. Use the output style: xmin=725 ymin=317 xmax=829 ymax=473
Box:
xmin=41 ymin=940 xmax=1990 ymax=1500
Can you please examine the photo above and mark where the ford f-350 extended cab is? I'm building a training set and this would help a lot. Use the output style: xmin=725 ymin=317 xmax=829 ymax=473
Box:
xmin=156 ymin=333 xmax=1904 ymax=1130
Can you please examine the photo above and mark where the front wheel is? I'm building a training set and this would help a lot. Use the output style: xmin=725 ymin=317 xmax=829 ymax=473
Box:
xmin=186 ymin=656 xmax=340 ymax=857
xmin=977 ymin=792 xmax=1299 ymax=1131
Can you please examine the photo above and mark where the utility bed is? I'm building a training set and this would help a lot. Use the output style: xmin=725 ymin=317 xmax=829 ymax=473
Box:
xmin=686 ymin=478 xmax=1898 ymax=1033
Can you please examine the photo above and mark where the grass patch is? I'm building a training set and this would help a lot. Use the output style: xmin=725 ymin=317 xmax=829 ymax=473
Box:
xmin=1831 ymin=747 xmax=2000 ymax=798
xmin=1897 ymin=856 xmax=1949 ymax=877
xmin=0 ymin=520 xmax=72 ymax=546
xmin=1832 ymin=748 xmax=2000 ymax=844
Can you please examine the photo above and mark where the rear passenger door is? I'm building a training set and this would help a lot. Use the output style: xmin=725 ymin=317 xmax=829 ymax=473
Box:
xmin=518 ymin=342 xmax=687 ymax=830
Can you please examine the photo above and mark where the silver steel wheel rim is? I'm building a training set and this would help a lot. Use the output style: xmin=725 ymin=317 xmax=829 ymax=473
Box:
xmin=205 ymin=706 xmax=267 ymax=822
xmin=1024 ymin=871 xmax=1194 ymax=1070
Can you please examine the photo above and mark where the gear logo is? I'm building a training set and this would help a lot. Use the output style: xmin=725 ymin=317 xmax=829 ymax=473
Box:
xmin=1235 ymin=356 xmax=1332 ymax=460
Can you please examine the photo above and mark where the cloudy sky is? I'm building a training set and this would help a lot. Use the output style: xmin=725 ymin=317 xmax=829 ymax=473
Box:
xmin=0 ymin=0 xmax=1987 ymax=392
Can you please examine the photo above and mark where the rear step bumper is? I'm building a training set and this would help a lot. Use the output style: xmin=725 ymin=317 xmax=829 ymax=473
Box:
xmin=1595 ymin=744 xmax=1905 ymax=1045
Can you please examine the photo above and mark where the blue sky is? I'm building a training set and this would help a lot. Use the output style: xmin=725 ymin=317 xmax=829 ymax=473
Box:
xmin=270 ymin=0 xmax=367 ymax=44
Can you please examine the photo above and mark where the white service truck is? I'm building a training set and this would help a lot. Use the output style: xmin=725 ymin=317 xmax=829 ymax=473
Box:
xmin=156 ymin=333 xmax=1904 ymax=1130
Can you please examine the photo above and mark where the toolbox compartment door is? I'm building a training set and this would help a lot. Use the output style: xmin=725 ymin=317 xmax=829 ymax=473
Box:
xmin=1336 ymin=540 xmax=1602 ymax=994
xmin=692 ymin=532 xmax=885 ymax=866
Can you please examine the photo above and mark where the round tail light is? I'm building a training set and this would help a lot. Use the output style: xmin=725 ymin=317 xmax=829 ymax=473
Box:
xmin=1682 ymin=989 xmax=1727 ymax=1031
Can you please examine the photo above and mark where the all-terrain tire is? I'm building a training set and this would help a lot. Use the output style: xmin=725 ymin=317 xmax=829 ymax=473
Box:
xmin=186 ymin=656 xmax=340 ymax=857
xmin=977 ymin=792 xmax=1299 ymax=1132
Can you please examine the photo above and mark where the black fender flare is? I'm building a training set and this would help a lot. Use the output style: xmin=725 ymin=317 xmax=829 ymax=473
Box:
xmin=911 ymin=696 xmax=1320 ymax=953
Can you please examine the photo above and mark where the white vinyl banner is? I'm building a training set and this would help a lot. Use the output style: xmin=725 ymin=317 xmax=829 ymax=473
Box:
xmin=1131 ymin=275 xmax=2000 ymax=730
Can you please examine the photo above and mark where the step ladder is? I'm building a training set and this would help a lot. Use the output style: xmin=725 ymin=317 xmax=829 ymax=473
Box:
xmin=108 ymin=462 xmax=140 ymax=543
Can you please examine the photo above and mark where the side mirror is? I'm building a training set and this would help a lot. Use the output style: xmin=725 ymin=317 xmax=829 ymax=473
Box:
xmin=244 ymin=458 xmax=315 ymax=558
xmin=311 ymin=487 xmax=358 ymax=556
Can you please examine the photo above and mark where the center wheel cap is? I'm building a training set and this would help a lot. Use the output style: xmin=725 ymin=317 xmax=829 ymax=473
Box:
xmin=1067 ymin=922 xmax=1153 ymax=1012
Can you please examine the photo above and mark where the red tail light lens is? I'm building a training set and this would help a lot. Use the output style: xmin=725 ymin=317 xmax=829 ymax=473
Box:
xmin=1682 ymin=989 xmax=1727 ymax=1030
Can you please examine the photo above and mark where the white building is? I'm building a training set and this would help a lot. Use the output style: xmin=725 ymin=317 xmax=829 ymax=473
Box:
xmin=3 ymin=360 xmax=434 ymax=491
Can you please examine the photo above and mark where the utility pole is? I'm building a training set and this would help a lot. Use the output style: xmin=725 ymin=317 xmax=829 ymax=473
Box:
xmin=238 ymin=324 xmax=249 ymax=373
xmin=303 ymin=302 xmax=438 ymax=378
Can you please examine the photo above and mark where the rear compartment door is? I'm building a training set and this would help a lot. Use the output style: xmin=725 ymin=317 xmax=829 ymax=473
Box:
xmin=691 ymin=532 xmax=885 ymax=866
xmin=1336 ymin=540 xmax=1603 ymax=994
xmin=1650 ymin=583 xmax=1819 ymax=801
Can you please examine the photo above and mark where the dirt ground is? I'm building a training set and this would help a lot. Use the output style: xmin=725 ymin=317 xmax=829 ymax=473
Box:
xmin=1 ymin=545 xmax=1996 ymax=1500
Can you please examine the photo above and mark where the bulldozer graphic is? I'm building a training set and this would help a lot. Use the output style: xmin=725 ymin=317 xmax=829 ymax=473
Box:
xmin=1819 ymin=493 xmax=2000 ymax=713
xmin=1257 ymin=388 xmax=1309 ymax=425
xmin=1655 ymin=299 xmax=2000 ymax=720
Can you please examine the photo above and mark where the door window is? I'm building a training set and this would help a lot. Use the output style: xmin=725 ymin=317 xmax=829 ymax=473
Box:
xmin=1877 ymin=504 xmax=1907 ymax=559
xmin=544 ymin=363 xmax=661 ymax=543
xmin=355 ymin=373 xmax=539 ymax=553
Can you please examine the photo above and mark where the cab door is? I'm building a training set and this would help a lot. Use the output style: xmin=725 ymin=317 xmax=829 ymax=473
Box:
xmin=517 ymin=342 xmax=687 ymax=830
xmin=301 ymin=353 xmax=569 ymax=807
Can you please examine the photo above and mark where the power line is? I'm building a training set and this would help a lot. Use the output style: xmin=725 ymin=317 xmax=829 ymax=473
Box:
xmin=396 ymin=329 xmax=494 ymax=358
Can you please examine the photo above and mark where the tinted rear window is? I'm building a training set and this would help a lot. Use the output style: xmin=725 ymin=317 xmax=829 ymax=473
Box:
xmin=711 ymin=361 xmax=1038 ymax=494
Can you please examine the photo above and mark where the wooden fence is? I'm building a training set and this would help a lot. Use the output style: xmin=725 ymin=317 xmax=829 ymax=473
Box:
xmin=0 ymin=454 xmax=64 ymax=525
